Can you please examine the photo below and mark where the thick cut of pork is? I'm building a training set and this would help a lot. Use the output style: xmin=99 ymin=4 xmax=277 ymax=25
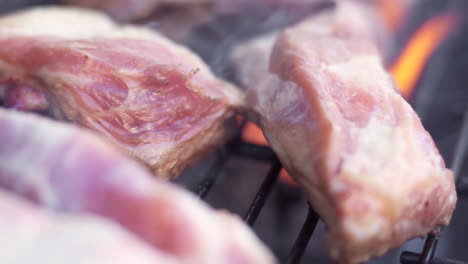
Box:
xmin=0 ymin=190 xmax=181 ymax=264
xmin=0 ymin=7 xmax=244 ymax=179
xmin=0 ymin=109 xmax=275 ymax=264
xmin=231 ymin=0 xmax=388 ymax=94
xmin=249 ymin=13 xmax=457 ymax=264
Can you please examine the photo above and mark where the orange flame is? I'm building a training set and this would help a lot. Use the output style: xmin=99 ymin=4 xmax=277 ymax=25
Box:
xmin=242 ymin=121 xmax=269 ymax=146
xmin=237 ymin=115 xmax=297 ymax=186
xmin=390 ymin=12 xmax=457 ymax=99
xmin=279 ymin=169 xmax=296 ymax=186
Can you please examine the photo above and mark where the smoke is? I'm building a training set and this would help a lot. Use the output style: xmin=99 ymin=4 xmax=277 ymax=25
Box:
xmin=184 ymin=1 xmax=334 ymax=80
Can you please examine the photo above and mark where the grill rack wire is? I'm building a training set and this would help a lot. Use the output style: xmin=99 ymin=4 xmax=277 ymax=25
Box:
xmin=192 ymin=108 xmax=468 ymax=264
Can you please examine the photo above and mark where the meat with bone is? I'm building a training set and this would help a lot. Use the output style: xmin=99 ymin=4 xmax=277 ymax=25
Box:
xmin=0 ymin=7 xmax=244 ymax=179
xmin=0 ymin=190 xmax=181 ymax=264
xmin=247 ymin=7 xmax=457 ymax=264
xmin=0 ymin=109 xmax=275 ymax=264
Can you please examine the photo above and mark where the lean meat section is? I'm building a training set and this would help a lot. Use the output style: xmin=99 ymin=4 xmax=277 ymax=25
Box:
xmin=0 ymin=108 xmax=275 ymax=264
xmin=247 ymin=6 xmax=457 ymax=264
xmin=0 ymin=7 xmax=244 ymax=179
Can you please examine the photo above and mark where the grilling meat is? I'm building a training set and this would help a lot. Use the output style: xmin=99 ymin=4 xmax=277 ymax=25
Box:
xmin=0 ymin=190 xmax=181 ymax=264
xmin=247 ymin=6 xmax=457 ymax=264
xmin=0 ymin=108 xmax=275 ymax=264
xmin=0 ymin=7 xmax=244 ymax=179
xmin=231 ymin=0 xmax=388 ymax=92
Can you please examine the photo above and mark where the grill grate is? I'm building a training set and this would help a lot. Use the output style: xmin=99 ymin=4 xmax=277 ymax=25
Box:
xmin=243 ymin=156 xmax=281 ymax=226
xmin=194 ymin=105 xmax=468 ymax=264
xmin=286 ymin=205 xmax=319 ymax=264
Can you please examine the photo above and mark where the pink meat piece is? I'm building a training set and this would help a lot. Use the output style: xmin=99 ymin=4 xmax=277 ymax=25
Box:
xmin=230 ymin=0 xmax=389 ymax=94
xmin=0 ymin=190 xmax=181 ymax=264
xmin=0 ymin=109 xmax=275 ymax=264
xmin=248 ymin=9 xmax=457 ymax=264
xmin=0 ymin=7 xmax=244 ymax=179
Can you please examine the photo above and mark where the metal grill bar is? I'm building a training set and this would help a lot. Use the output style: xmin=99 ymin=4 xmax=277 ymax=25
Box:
xmin=419 ymin=233 xmax=440 ymax=264
xmin=452 ymin=106 xmax=468 ymax=183
xmin=286 ymin=205 xmax=320 ymax=264
xmin=456 ymin=177 xmax=468 ymax=195
xmin=196 ymin=118 xmax=245 ymax=199
xmin=244 ymin=156 xmax=282 ymax=226
xmin=401 ymin=251 xmax=468 ymax=264
xmin=196 ymin=147 xmax=229 ymax=198
xmin=230 ymin=141 xmax=277 ymax=161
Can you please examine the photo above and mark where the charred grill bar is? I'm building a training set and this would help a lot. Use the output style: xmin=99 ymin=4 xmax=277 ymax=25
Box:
xmin=196 ymin=147 xmax=230 ymax=198
xmin=243 ymin=156 xmax=282 ymax=226
xmin=401 ymin=251 xmax=467 ymax=264
xmin=286 ymin=205 xmax=320 ymax=264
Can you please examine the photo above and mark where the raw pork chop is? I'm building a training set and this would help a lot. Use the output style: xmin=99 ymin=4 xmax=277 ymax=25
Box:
xmin=0 ymin=190 xmax=180 ymax=264
xmin=0 ymin=7 xmax=244 ymax=179
xmin=249 ymin=10 xmax=457 ymax=264
xmin=0 ymin=109 xmax=275 ymax=264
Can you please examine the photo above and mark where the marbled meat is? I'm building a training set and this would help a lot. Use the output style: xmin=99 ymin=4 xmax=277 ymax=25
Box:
xmin=0 ymin=7 xmax=244 ymax=179
xmin=249 ymin=8 xmax=457 ymax=264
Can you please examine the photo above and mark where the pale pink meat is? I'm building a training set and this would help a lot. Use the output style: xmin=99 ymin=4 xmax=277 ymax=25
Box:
xmin=248 ymin=9 xmax=457 ymax=264
xmin=0 ymin=190 xmax=181 ymax=264
xmin=0 ymin=109 xmax=275 ymax=264
xmin=231 ymin=0 xmax=389 ymax=94
xmin=0 ymin=7 xmax=244 ymax=179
